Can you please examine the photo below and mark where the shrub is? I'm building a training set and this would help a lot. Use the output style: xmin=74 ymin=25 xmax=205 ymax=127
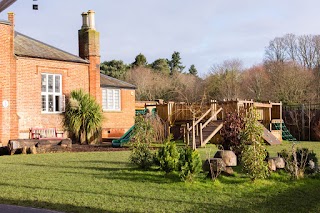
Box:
xmin=241 ymin=107 xmax=269 ymax=181
xmin=220 ymin=112 xmax=245 ymax=157
xmin=156 ymin=141 xmax=180 ymax=173
xmin=129 ymin=115 xmax=155 ymax=170
xmin=147 ymin=114 xmax=167 ymax=143
xmin=129 ymin=143 xmax=154 ymax=170
xmin=279 ymin=146 xmax=318 ymax=179
xmin=132 ymin=115 xmax=154 ymax=144
xmin=63 ymin=89 xmax=103 ymax=144
xmin=297 ymin=148 xmax=318 ymax=174
xmin=178 ymin=147 xmax=202 ymax=181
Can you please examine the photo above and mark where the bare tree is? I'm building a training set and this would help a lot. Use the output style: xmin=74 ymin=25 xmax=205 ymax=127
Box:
xmin=206 ymin=59 xmax=243 ymax=100
xmin=265 ymin=37 xmax=287 ymax=63
xmin=283 ymin=34 xmax=298 ymax=62
xmin=265 ymin=62 xmax=314 ymax=104
xmin=125 ymin=67 xmax=173 ymax=101
xmin=240 ymin=65 xmax=270 ymax=101
xmin=297 ymin=35 xmax=316 ymax=69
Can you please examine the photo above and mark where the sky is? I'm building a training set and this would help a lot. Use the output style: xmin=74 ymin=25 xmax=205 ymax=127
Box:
xmin=1 ymin=0 xmax=320 ymax=76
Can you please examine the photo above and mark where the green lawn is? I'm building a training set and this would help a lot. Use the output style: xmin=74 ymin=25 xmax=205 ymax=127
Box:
xmin=0 ymin=142 xmax=319 ymax=212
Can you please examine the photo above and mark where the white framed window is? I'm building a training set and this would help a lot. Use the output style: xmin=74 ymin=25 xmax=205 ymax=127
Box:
xmin=102 ymin=88 xmax=121 ymax=111
xmin=41 ymin=73 xmax=65 ymax=113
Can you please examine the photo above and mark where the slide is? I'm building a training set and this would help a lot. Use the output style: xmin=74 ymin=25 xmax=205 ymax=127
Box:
xmin=112 ymin=125 xmax=134 ymax=147
xmin=257 ymin=122 xmax=281 ymax=145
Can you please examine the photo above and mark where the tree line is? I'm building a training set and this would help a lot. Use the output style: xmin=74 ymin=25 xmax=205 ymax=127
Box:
xmin=101 ymin=34 xmax=320 ymax=104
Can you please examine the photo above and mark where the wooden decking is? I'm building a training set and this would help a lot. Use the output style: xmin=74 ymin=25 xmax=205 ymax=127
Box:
xmin=154 ymin=99 xmax=283 ymax=148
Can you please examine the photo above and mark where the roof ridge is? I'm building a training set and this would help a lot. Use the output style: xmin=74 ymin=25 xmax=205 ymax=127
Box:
xmin=100 ymin=72 xmax=136 ymax=89
xmin=100 ymin=73 xmax=135 ymax=86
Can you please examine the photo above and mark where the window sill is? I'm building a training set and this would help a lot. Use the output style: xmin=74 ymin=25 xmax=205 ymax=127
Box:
xmin=103 ymin=110 xmax=122 ymax=113
xmin=41 ymin=112 xmax=64 ymax=114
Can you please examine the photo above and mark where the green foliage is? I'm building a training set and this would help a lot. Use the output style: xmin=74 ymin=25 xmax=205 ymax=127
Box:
xmin=168 ymin=51 xmax=185 ymax=74
xmin=100 ymin=60 xmax=128 ymax=80
xmin=279 ymin=146 xmax=318 ymax=178
xmin=220 ymin=112 xmax=245 ymax=157
xmin=129 ymin=115 xmax=155 ymax=169
xmin=156 ymin=140 xmax=180 ymax=173
xmin=178 ymin=147 xmax=202 ymax=182
xmin=151 ymin=58 xmax=170 ymax=75
xmin=132 ymin=53 xmax=148 ymax=67
xmin=241 ymin=107 xmax=269 ymax=181
xmin=132 ymin=115 xmax=154 ymax=144
xmin=129 ymin=142 xmax=154 ymax=170
xmin=188 ymin=64 xmax=198 ymax=76
xmin=63 ymin=89 xmax=103 ymax=144
xmin=302 ymin=148 xmax=318 ymax=174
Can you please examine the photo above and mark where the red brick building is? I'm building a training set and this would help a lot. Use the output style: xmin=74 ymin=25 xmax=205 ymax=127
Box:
xmin=0 ymin=11 xmax=135 ymax=146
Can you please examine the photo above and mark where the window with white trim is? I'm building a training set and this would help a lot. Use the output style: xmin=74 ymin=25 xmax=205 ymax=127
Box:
xmin=41 ymin=73 xmax=65 ymax=113
xmin=102 ymin=88 xmax=121 ymax=111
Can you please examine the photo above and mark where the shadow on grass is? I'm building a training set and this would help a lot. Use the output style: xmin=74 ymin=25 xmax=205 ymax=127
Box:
xmin=0 ymin=182 xmax=219 ymax=212
xmin=0 ymin=198 xmax=117 ymax=213
xmin=3 ymin=162 xmax=181 ymax=184
xmin=72 ymin=160 xmax=130 ymax=165
xmin=2 ymin=162 xmax=135 ymax=172
xmin=251 ymin=179 xmax=320 ymax=212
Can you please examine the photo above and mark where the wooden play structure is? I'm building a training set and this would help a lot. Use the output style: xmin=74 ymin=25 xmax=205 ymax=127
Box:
xmin=154 ymin=99 xmax=283 ymax=149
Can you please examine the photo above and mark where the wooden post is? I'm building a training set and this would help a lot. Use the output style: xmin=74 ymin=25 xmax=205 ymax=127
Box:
xmin=196 ymin=123 xmax=199 ymax=136
xmin=192 ymin=119 xmax=196 ymax=150
xmin=269 ymin=106 xmax=272 ymax=131
xmin=301 ymin=104 xmax=305 ymax=140
xmin=183 ymin=124 xmax=186 ymax=144
xmin=309 ymin=103 xmax=311 ymax=141
xmin=200 ymin=123 xmax=203 ymax=147
xmin=186 ymin=123 xmax=190 ymax=146
xmin=280 ymin=102 xmax=283 ymax=134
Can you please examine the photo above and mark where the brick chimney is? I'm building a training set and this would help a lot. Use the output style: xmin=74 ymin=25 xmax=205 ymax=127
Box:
xmin=78 ymin=10 xmax=101 ymax=104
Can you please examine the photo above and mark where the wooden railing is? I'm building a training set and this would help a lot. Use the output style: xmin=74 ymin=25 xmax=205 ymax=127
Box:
xmin=185 ymin=107 xmax=223 ymax=149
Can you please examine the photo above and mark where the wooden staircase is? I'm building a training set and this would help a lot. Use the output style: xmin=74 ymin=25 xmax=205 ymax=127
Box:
xmin=184 ymin=107 xmax=282 ymax=149
xmin=194 ymin=121 xmax=223 ymax=147
xmin=185 ymin=107 xmax=223 ymax=149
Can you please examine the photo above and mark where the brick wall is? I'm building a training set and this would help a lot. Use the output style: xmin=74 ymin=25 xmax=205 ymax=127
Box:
xmin=0 ymin=18 xmax=15 ymax=145
xmin=15 ymin=57 xmax=90 ymax=140
xmin=102 ymin=89 xmax=135 ymax=138
xmin=0 ymin=11 xmax=136 ymax=145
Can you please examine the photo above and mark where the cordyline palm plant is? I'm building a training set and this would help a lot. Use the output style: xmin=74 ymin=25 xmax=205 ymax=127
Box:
xmin=63 ymin=89 xmax=103 ymax=144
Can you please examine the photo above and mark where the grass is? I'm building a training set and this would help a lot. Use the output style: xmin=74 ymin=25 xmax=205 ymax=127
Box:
xmin=0 ymin=142 xmax=319 ymax=212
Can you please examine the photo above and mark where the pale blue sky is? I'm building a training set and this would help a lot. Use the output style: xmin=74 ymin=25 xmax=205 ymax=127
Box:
xmin=1 ymin=0 xmax=320 ymax=76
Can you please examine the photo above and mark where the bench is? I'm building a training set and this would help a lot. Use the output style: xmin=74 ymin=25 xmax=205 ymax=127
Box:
xmin=30 ymin=128 xmax=64 ymax=140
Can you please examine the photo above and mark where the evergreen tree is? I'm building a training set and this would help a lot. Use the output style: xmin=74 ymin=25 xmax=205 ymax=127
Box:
xmin=151 ymin=58 xmax=170 ymax=75
xmin=188 ymin=64 xmax=198 ymax=76
xmin=241 ymin=107 xmax=269 ymax=181
xmin=168 ymin=51 xmax=185 ymax=74
xmin=100 ymin=60 xmax=128 ymax=80
xmin=132 ymin=53 xmax=147 ymax=67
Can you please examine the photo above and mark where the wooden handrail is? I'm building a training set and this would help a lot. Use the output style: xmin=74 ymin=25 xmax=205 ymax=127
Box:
xmin=188 ymin=107 xmax=212 ymax=131
xmin=202 ymin=108 xmax=223 ymax=129
xmin=203 ymin=123 xmax=223 ymax=145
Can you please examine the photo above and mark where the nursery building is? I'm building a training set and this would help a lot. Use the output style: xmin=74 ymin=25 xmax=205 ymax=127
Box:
xmin=0 ymin=11 xmax=136 ymax=146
